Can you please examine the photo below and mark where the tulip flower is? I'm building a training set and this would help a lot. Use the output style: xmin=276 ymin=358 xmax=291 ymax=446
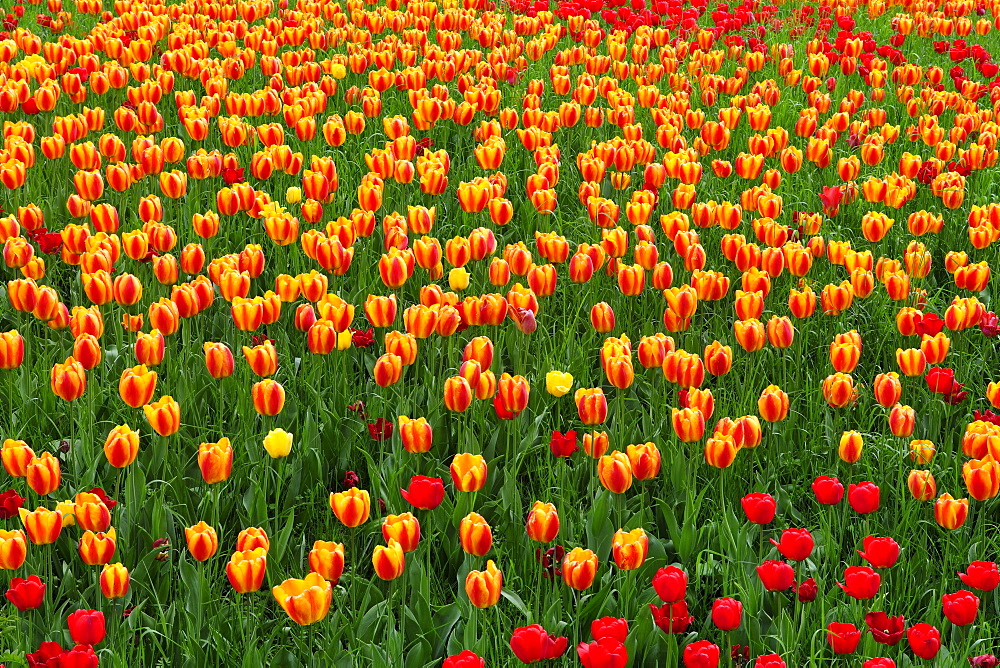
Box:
xmin=942 ymin=589 xmax=979 ymax=626
xmin=226 ymin=549 xmax=267 ymax=593
xmin=958 ymin=561 xmax=1000 ymax=591
xmin=652 ymin=565 xmax=687 ymax=602
xmin=838 ymin=566 xmax=881 ymax=599
xmin=770 ymin=528 xmax=814 ymax=561
xmin=19 ymin=506 xmax=63 ymax=545
xmin=100 ymin=563 xmax=129 ymax=599
xmin=598 ymin=451 xmax=633 ymax=494
xmin=741 ymin=493 xmax=775 ymax=524
xmin=577 ymin=638 xmax=627 ymax=668
xmin=906 ymin=623 xmax=941 ymax=659
xmin=546 ymin=370 xmax=573 ymax=397
xmin=683 ymin=640 xmax=720 ymax=668
xmin=858 ymin=536 xmax=900 ymax=568
xmin=330 ymin=487 xmax=370 ymax=527
xmin=143 ymin=396 xmax=180 ymax=437
xmin=756 ymin=560 xmax=794 ymax=591
xmin=372 ymin=539 xmax=405 ymax=580
xmin=184 ymin=522 xmax=218 ymax=562
xmin=591 ymin=617 xmax=628 ymax=642
xmin=459 ymin=513 xmax=493 ymax=557
xmin=563 ymin=547 xmax=598 ymax=590
xmin=308 ymin=541 xmax=345 ymax=584
xmin=262 ymin=429 xmax=292 ymax=458
xmin=67 ymin=609 xmax=106 ymax=645
xmin=198 ymin=438 xmax=233 ymax=484
xmin=78 ymin=529 xmax=116 ymax=565
xmin=272 ymin=572 xmax=332 ymax=625
xmin=848 ymin=481 xmax=880 ymax=513
xmin=5 ymin=574 xmax=45 ymax=610
xmin=443 ymin=651 xmax=485 ymax=668
xmin=611 ymin=528 xmax=648 ymax=570
xmin=509 ymin=624 xmax=568 ymax=663
xmin=465 ymin=559 xmax=502 ymax=608
xmin=711 ymin=597 xmax=743 ymax=631
xmin=400 ymin=475 xmax=445 ymax=510
xmin=650 ymin=600 xmax=693 ymax=634
xmin=526 ymin=502 xmax=559 ymax=543
xmin=826 ymin=622 xmax=861 ymax=654
xmin=26 ymin=453 xmax=60 ymax=496
xmin=865 ymin=612 xmax=905 ymax=645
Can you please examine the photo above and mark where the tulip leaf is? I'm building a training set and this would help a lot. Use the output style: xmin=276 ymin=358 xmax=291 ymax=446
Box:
xmin=271 ymin=508 xmax=296 ymax=563
xmin=500 ymin=588 xmax=528 ymax=616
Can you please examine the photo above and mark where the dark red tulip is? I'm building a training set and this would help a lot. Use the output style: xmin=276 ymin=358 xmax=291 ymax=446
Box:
xmin=863 ymin=659 xmax=896 ymax=668
xmin=769 ymin=528 xmax=813 ymax=561
xmin=958 ymin=562 xmax=1000 ymax=591
xmin=59 ymin=645 xmax=98 ymax=668
xmin=87 ymin=487 xmax=117 ymax=510
xmin=756 ymin=560 xmax=794 ymax=591
xmin=969 ymin=655 xmax=999 ymax=668
xmin=0 ymin=488 xmax=25 ymax=519
xmin=741 ymin=493 xmax=776 ymax=524
xmin=838 ymin=566 xmax=881 ymax=599
xmin=827 ymin=622 xmax=861 ymax=654
xmin=795 ymin=578 xmax=817 ymax=602
xmin=549 ymin=430 xmax=578 ymax=457
xmin=866 ymin=612 xmax=905 ymax=645
xmin=942 ymin=590 xmax=980 ymax=626
xmin=858 ymin=536 xmax=900 ymax=568
xmin=650 ymin=600 xmax=692 ymax=634
xmin=577 ymin=637 xmax=627 ymax=668
xmin=399 ymin=475 xmax=445 ymax=510
xmin=367 ymin=417 xmax=393 ymax=441
xmin=442 ymin=650 xmax=484 ymax=668
xmin=509 ymin=624 xmax=568 ymax=663
xmin=683 ymin=640 xmax=720 ymax=668
xmin=5 ymin=574 xmax=45 ymax=611
xmin=907 ymin=623 xmax=941 ymax=660
xmin=711 ymin=597 xmax=742 ymax=631
xmin=67 ymin=609 xmax=106 ymax=646
xmin=351 ymin=327 xmax=375 ymax=348
xmin=590 ymin=617 xmax=628 ymax=642
xmin=652 ymin=566 xmax=688 ymax=603
xmin=848 ymin=481 xmax=880 ymax=513
xmin=812 ymin=475 xmax=844 ymax=505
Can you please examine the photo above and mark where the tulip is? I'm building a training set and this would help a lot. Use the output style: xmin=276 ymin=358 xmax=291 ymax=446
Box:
xmin=465 ymin=560 xmax=502 ymax=608
xmin=577 ymin=638 xmax=627 ymax=668
xmin=459 ymin=512 xmax=493 ymax=557
xmin=0 ymin=529 xmax=28 ymax=569
xmin=400 ymin=475 xmax=445 ymax=510
xmin=509 ymin=624 xmax=569 ymax=663
xmin=741 ymin=493 xmax=776 ymax=524
xmin=103 ymin=424 xmax=139 ymax=468
xmin=308 ymin=541 xmax=345 ymax=584
xmin=611 ymin=528 xmax=648 ymax=570
xmin=26 ymin=453 xmax=61 ymax=496
xmin=262 ymin=429 xmax=292 ymax=458
xmin=546 ymin=370 xmax=573 ymax=397
xmin=51 ymin=356 xmax=86 ymax=401
xmin=652 ymin=565 xmax=688 ymax=602
xmin=330 ymin=487 xmax=370 ymax=527
xmin=68 ymin=609 xmax=106 ymax=645
xmin=906 ymin=623 xmax=941 ymax=659
xmin=626 ymin=442 xmax=660 ymax=480
xmin=251 ymin=379 xmax=285 ymax=416
xmin=5 ymin=574 xmax=45 ymax=610
xmin=575 ymin=388 xmax=608 ymax=425
xmin=184 ymin=522 xmax=218 ymax=562
xmin=756 ymin=560 xmax=794 ymax=591
xmin=848 ymin=481 xmax=880 ymax=514
xmin=78 ymin=529 xmax=116 ymax=565
xmin=203 ymin=342 xmax=235 ymax=378
xmin=74 ymin=492 xmax=111 ymax=532
xmin=198 ymin=438 xmax=233 ymax=484
xmin=683 ymin=640 xmax=720 ymax=668
xmin=19 ymin=507 xmax=62 ymax=544
xmin=704 ymin=434 xmax=739 ymax=468
xmin=563 ymin=547 xmax=598 ymax=590
xmin=650 ymin=600 xmax=693 ymax=634
xmin=827 ymin=622 xmax=861 ymax=654
xmin=526 ymin=502 xmax=559 ymax=542
xmin=143 ymin=396 xmax=180 ymax=436
xmin=100 ymin=563 xmax=129 ymax=599
xmin=770 ymin=528 xmax=814 ymax=561
xmin=858 ymin=536 xmax=900 ymax=568
xmin=226 ymin=548 xmax=267 ymax=593
xmin=711 ymin=597 xmax=743 ymax=631
xmin=942 ymin=589 xmax=979 ymax=626
xmin=598 ymin=451 xmax=633 ymax=494
xmin=1 ymin=439 xmax=34 ymax=477
xmin=382 ymin=513 xmax=420 ymax=553
xmin=838 ymin=566 xmax=881 ymax=599
xmin=450 ymin=454 xmax=487 ymax=492
xmin=757 ymin=385 xmax=789 ymax=422
xmin=272 ymin=572 xmax=332 ymax=625
xmin=119 ymin=365 xmax=157 ymax=408
xmin=960 ymin=561 xmax=1000 ymax=591
xmin=838 ymin=430 xmax=863 ymax=463
xmin=372 ymin=539 xmax=405 ymax=580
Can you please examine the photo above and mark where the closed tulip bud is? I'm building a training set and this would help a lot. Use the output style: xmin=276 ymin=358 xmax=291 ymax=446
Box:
xmin=963 ymin=455 xmax=1000 ymax=501
xmin=78 ymin=528 xmax=117 ymax=565
xmin=398 ymin=416 xmax=432 ymax=454
xmin=251 ymin=379 xmax=285 ymax=416
xmin=823 ymin=373 xmax=856 ymax=408
xmin=672 ymin=407 xmax=706 ymax=442
xmin=757 ymin=385 xmax=789 ymax=422
xmin=575 ymin=388 xmax=608 ymax=425
xmin=934 ymin=493 xmax=969 ymax=529
xmin=198 ymin=437 xmax=233 ymax=484
xmin=27 ymin=452 xmax=61 ymax=495
xmin=308 ymin=541 xmax=345 ymax=584
xmin=563 ymin=547 xmax=598 ymax=590
xmin=51 ymin=356 xmax=86 ymax=402
xmin=99 ymin=563 xmax=129 ymax=599
xmin=0 ymin=330 xmax=24 ymax=369
xmin=444 ymin=376 xmax=474 ymax=412
xmin=598 ymin=451 xmax=633 ymax=494
xmin=330 ymin=487 xmax=370 ymax=527
xmin=889 ymin=404 xmax=915 ymax=437
xmin=873 ymin=372 xmax=902 ymax=407
xmin=143 ymin=395 xmax=180 ymax=436
xmin=590 ymin=301 xmax=616 ymax=333
xmin=19 ymin=507 xmax=62 ymax=544
xmin=703 ymin=342 xmax=732 ymax=377
xmin=465 ymin=560 xmax=503 ymax=608
xmin=612 ymin=528 xmax=648 ymax=570
xmin=226 ymin=548 xmax=267 ymax=593
xmin=184 ymin=521 xmax=218 ymax=562
xmin=451 ymin=453 xmax=487 ymax=492
xmin=908 ymin=469 xmax=937 ymax=501
xmin=2 ymin=439 xmax=34 ymax=477
xmin=261 ymin=428 xmax=292 ymax=459
xmin=382 ymin=513 xmax=421 ymax=553
xmin=0 ymin=529 xmax=27 ymax=569
xmin=498 ymin=373 xmax=530 ymax=413
xmin=372 ymin=539 xmax=405 ymax=580
xmin=626 ymin=442 xmax=661 ymax=480
xmin=705 ymin=434 xmax=739 ymax=468
xmin=119 ymin=365 xmax=156 ymax=408
xmin=242 ymin=340 xmax=278 ymax=378
xmin=373 ymin=353 xmax=403 ymax=388
xmin=526 ymin=501 xmax=559 ymax=543
xmin=839 ymin=431 xmax=864 ymax=463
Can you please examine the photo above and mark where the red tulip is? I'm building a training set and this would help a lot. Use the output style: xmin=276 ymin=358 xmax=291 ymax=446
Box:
xmin=837 ymin=566 xmax=881 ymax=599
xmin=754 ymin=654 xmax=786 ymax=668
xmin=942 ymin=590 xmax=979 ymax=626
xmin=4 ymin=574 xmax=45 ymax=610
xmin=442 ymin=651 xmax=484 ymax=668
xmin=865 ymin=611 xmax=905 ymax=645
xmin=848 ymin=481 xmax=880 ymax=513
xmin=958 ymin=561 xmax=999 ymax=591
xmin=549 ymin=430 xmax=578 ymax=457
xmin=906 ymin=623 xmax=941 ymax=660
xmin=769 ymin=528 xmax=813 ymax=561
xmin=857 ymin=535 xmax=900 ymax=568
xmin=711 ymin=597 xmax=742 ymax=631
xmin=863 ymin=659 xmax=896 ymax=668
xmin=827 ymin=622 xmax=861 ymax=654
xmin=399 ymin=476 xmax=445 ymax=510
xmin=509 ymin=624 xmax=568 ymax=663
xmin=67 ymin=609 xmax=106 ymax=645
xmin=650 ymin=600 xmax=692 ymax=634
xmin=59 ymin=644 xmax=99 ymax=667
xmin=756 ymin=560 xmax=794 ymax=591
xmin=576 ymin=638 xmax=627 ymax=668
xmin=590 ymin=617 xmax=628 ymax=642
xmin=0 ymin=488 xmax=25 ymax=519
xmin=740 ymin=493 xmax=775 ymax=524
xmin=683 ymin=640 xmax=720 ymax=668
xmin=812 ymin=475 xmax=844 ymax=504
xmin=652 ymin=565 xmax=687 ymax=602
xmin=795 ymin=577 xmax=818 ymax=602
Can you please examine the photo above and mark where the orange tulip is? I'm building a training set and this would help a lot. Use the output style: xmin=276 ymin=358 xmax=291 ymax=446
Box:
xmin=26 ymin=453 xmax=61 ymax=495
xmin=143 ymin=396 xmax=180 ymax=436
xmin=185 ymin=521 xmax=219 ymax=561
xmin=562 ymin=547 xmax=598 ymax=590
xmin=227 ymin=548 xmax=267 ymax=593
xmin=198 ymin=438 xmax=233 ymax=484
xmin=119 ymin=365 xmax=157 ymax=408
xmin=382 ymin=513 xmax=421 ymax=553
xmin=251 ymin=379 xmax=285 ymax=416
xmin=372 ymin=539 xmax=405 ymax=580
xmin=459 ymin=512 xmax=493 ymax=556
xmin=308 ymin=541 xmax=345 ymax=584
xmin=612 ymin=528 xmax=648 ymax=570
xmin=330 ymin=487 xmax=370 ymax=527
xmin=598 ymin=451 xmax=633 ymax=493
xmin=526 ymin=501 xmax=559 ymax=542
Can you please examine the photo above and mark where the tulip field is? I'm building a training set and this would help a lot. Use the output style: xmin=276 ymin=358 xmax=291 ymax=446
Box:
xmin=5 ymin=0 xmax=1000 ymax=665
